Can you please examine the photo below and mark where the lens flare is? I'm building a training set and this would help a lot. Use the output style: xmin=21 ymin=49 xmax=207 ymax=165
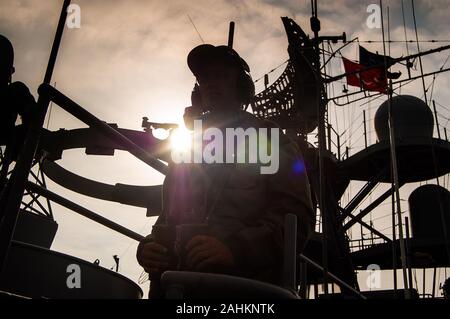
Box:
xmin=170 ymin=126 xmax=192 ymax=153
xmin=293 ymin=159 xmax=305 ymax=175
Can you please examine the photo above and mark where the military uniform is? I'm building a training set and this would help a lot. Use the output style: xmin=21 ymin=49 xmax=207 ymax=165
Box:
xmin=138 ymin=109 xmax=315 ymax=298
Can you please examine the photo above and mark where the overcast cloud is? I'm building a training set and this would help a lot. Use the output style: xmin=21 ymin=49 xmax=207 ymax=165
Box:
xmin=1 ymin=0 xmax=449 ymax=295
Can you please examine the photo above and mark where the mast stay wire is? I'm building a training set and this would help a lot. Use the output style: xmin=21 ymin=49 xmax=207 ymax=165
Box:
xmin=253 ymin=59 xmax=289 ymax=84
xmin=426 ymin=53 xmax=450 ymax=105
xmin=187 ymin=14 xmax=205 ymax=44
xmin=435 ymin=101 xmax=450 ymax=113
xmin=358 ymin=39 xmax=450 ymax=44
xmin=401 ymin=0 xmax=411 ymax=56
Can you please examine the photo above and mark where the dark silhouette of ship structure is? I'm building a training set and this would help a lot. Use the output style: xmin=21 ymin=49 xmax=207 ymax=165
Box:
xmin=0 ymin=0 xmax=449 ymax=299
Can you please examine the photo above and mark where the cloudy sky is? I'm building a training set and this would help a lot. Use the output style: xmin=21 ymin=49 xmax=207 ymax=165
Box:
xmin=1 ymin=0 xmax=450 ymax=297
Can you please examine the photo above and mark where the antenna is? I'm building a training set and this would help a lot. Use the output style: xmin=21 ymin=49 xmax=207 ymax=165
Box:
xmin=228 ymin=21 xmax=235 ymax=48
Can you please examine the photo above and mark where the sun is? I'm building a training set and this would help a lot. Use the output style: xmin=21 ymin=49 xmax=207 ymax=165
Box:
xmin=170 ymin=125 xmax=192 ymax=153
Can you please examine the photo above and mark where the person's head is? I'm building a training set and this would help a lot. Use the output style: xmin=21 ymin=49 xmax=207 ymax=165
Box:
xmin=0 ymin=35 xmax=14 ymax=87
xmin=187 ymin=44 xmax=254 ymax=112
xmin=444 ymin=277 xmax=450 ymax=299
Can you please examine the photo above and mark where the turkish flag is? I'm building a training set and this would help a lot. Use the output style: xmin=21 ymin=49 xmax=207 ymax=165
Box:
xmin=342 ymin=57 xmax=388 ymax=94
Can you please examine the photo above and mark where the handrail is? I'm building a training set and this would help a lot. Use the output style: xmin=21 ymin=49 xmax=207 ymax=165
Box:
xmin=299 ymin=254 xmax=367 ymax=299
xmin=38 ymin=84 xmax=169 ymax=176
xmin=25 ymin=181 xmax=144 ymax=242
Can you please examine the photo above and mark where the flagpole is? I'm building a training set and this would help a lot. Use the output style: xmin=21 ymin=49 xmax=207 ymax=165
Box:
xmin=387 ymin=3 xmax=398 ymax=295
xmin=310 ymin=0 xmax=329 ymax=296
xmin=380 ymin=0 xmax=411 ymax=299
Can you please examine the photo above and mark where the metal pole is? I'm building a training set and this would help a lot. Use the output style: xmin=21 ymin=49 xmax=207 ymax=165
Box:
xmin=432 ymin=100 xmax=441 ymax=139
xmin=26 ymin=182 xmax=144 ymax=242
xmin=432 ymin=267 xmax=437 ymax=298
xmin=343 ymin=180 xmax=401 ymax=231
xmin=313 ymin=282 xmax=318 ymax=299
xmin=370 ymin=221 xmax=374 ymax=246
xmin=380 ymin=0 xmax=410 ymax=298
xmin=0 ymin=0 xmax=71 ymax=273
xmin=405 ymin=216 xmax=414 ymax=293
xmin=228 ymin=21 xmax=235 ymax=48
xmin=341 ymin=169 xmax=384 ymax=219
xmin=327 ymin=124 xmax=332 ymax=152
xmin=363 ymin=110 xmax=368 ymax=148
xmin=391 ymin=182 xmax=398 ymax=292
xmin=39 ymin=84 xmax=168 ymax=175
xmin=299 ymin=254 xmax=367 ymax=299
xmin=43 ymin=1 xmax=71 ymax=84
xmin=422 ymin=268 xmax=426 ymax=297
xmin=360 ymin=221 xmax=364 ymax=250
xmin=310 ymin=0 xmax=329 ymax=296
xmin=337 ymin=134 xmax=341 ymax=160
xmin=264 ymin=74 xmax=269 ymax=90
xmin=341 ymin=211 xmax=391 ymax=242
xmin=388 ymin=81 xmax=410 ymax=296
xmin=387 ymin=6 xmax=391 ymax=56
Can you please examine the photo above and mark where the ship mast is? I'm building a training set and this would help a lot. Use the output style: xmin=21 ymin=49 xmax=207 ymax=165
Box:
xmin=379 ymin=0 xmax=410 ymax=299
xmin=311 ymin=0 xmax=359 ymax=295
xmin=310 ymin=0 xmax=330 ymax=296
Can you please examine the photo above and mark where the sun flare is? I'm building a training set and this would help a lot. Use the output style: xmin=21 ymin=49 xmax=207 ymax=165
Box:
xmin=170 ymin=126 xmax=192 ymax=153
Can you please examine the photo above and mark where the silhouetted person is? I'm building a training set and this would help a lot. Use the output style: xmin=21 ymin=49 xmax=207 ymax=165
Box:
xmin=137 ymin=44 xmax=315 ymax=298
xmin=443 ymin=277 xmax=450 ymax=299
xmin=0 ymin=34 xmax=35 ymax=188
xmin=0 ymin=35 xmax=17 ymax=138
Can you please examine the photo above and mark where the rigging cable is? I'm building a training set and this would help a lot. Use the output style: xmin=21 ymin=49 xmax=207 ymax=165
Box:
xmin=187 ymin=14 xmax=205 ymax=44
xmin=392 ymin=90 xmax=450 ymax=266
xmin=253 ymin=59 xmax=289 ymax=84
xmin=427 ymin=53 xmax=450 ymax=104
xmin=412 ymin=0 xmax=428 ymax=105
xmin=118 ymin=218 xmax=152 ymax=261
xmin=401 ymin=0 xmax=410 ymax=56
xmin=358 ymin=40 xmax=450 ymax=44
